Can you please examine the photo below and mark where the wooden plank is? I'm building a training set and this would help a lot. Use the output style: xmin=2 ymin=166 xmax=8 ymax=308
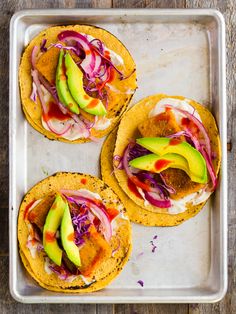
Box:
xmin=114 ymin=304 xmax=188 ymax=314
xmin=97 ymin=304 xmax=114 ymax=314
xmin=185 ymin=1 xmax=236 ymax=314
xmin=112 ymin=0 xmax=186 ymax=8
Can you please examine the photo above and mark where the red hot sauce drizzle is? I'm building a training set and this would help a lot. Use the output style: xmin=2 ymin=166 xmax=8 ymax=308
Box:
xmin=127 ymin=178 xmax=142 ymax=199
xmin=45 ymin=231 xmax=56 ymax=243
xmin=24 ymin=200 xmax=36 ymax=220
xmin=155 ymin=159 xmax=171 ymax=172
xmin=181 ymin=117 xmax=199 ymax=135
xmin=169 ymin=138 xmax=182 ymax=146
xmin=81 ymin=178 xmax=87 ymax=185
xmin=67 ymin=232 xmax=75 ymax=241
xmin=43 ymin=101 xmax=71 ymax=122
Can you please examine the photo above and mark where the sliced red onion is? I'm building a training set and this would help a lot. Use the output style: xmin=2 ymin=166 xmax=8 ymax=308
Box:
xmin=52 ymin=42 xmax=78 ymax=53
xmin=31 ymin=45 xmax=39 ymax=69
xmin=144 ymin=191 xmax=171 ymax=208
xmin=167 ymin=105 xmax=211 ymax=157
xmin=98 ymin=64 xmax=109 ymax=82
xmin=90 ymin=38 xmax=105 ymax=54
xmin=113 ymin=155 xmax=123 ymax=170
xmin=92 ymin=46 xmax=124 ymax=78
xmin=200 ymin=147 xmax=218 ymax=190
xmin=167 ymin=129 xmax=217 ymax=190
xmin=112 ymin=238 xmax=120 ymax=257
xmin=30 ymin=82 xmax=37 ymax=103
xmin=79 ymin=114 xmax=95 ymax=129
xmin=72 ymin=119 xmax=90 ymax=138
xmin=93 ymin=52 xmax=102 ymax=76
xmin=58 ymin=31 xmax=96 ymax=76
xmin=30 ymin=44 xmax=91 ymax=139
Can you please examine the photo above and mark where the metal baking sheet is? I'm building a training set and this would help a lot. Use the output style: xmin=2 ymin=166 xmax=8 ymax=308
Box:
xmin=9 ymin=9 xmax=227 ymax=303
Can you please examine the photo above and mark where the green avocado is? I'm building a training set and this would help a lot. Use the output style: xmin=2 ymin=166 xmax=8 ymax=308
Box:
xmin=64 ymin=52 xmax=107 ymax=116
xmin=56 ymin=50 xmax=80 ymax=115
xmin=136 ymin=137 xmax=208 ymax=184
xmin=129 ymin=152 xmax=191 ymax=175
xmin=60 ymin=203 xmax=81 ymax=267
xmin=43 ymin=194 xmax=66 ymax=266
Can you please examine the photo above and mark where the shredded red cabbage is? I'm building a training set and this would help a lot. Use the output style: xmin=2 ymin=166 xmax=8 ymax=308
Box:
xmin=136 ymin=172 xmax=168 ymax=198
xmin=64 ymin=194 xmax=112 ymax=242
xmin=150 ymin=240 xmax=157 ymax=253
xmin=40 ymin=39 xmax=47 ymax=52
xmin=48 ymin=263 xmax=76 ymax=282
xmin=137 ymin=280 xmax=144 ymax=287
xmin=128 ymin=143 xmax=151 ymax=161
xmin=71 ymin=210 xmax=91 ymax=247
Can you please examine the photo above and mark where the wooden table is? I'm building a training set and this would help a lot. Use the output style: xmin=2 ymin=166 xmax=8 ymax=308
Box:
xmin=1 ymin=0 xmax=235 ymax=313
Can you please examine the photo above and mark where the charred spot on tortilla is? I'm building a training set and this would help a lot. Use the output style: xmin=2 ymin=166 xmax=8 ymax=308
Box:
xmin=101 ymin=94 xmax=221 ymax=226
xmin=18 ymin=172 xmax=132 ymax=293
xmin=19 ymin=25 xmax=137 ymax=143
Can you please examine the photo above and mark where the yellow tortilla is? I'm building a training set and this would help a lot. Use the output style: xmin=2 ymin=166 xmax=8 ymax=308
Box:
xmin=19 ymin=25 xmax=137 ymax=143
xmin=18 ymin=172 xmax=132 ymax=293
xmin=101 ymin=94 xmax=221 ymax=226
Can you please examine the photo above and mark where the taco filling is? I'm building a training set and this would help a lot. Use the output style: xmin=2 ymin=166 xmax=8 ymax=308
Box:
xmin=24 ymin=189 xmax=122 ymax=283
xmin=114 ymin=97 xmax=218 ymax=214
xmin=29 ymin=29 xmax=136 ymax=141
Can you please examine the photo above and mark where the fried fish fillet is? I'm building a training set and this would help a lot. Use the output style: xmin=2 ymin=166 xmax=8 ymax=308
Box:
xmin=138 ymin=110 xmax=202 ymax=200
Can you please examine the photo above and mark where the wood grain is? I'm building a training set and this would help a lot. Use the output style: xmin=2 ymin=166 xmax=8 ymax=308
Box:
xmin=112 ymin=0 xmax=186 ymax=8
xmin=1 ymin=0 xmax=235 ymax=313
xmin=115 ymin=304 xmax=188 ymax=314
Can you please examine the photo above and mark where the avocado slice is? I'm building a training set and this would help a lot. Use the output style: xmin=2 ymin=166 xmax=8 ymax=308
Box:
xmin=64 ymin=52 xmax=107 ymax=116
xmin=136 ymin=137 xmax=208 ymax=184
xmin=43 ymin=194 xmax=66 ymax=266
xmin=129 ymin=153 xmax=195 ymax=181
xmin=60 ymin=203 xmax=81 ymax=267
xmin=56 ymin=50 xmax=80 ymax=114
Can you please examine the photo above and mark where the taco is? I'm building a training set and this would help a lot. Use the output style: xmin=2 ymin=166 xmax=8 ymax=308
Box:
xmin=18 ymin=172 xmax=131 ymax=293
xmin=101 ymin=94 xmax=221 ymax=226
xmin=19 ymin=25 xmax=137 ymax=143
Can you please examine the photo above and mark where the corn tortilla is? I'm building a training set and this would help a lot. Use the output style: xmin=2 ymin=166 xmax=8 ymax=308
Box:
xmin=19 ymin=25 xmax=137 ymax=143
xmin=18 ymin=172 xmax=132 ymax=293
xmin=101 ymin=94 xmax=221 ymax=226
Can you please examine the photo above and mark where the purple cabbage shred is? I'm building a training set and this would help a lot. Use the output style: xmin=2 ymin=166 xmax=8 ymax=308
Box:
xmin=128 ymin=143 xmax=151 ymax=162
xmin=137 ymin=280 xmax=144 ymax=287
xmin=40 ymin=39 xmax=47 ymax=52
xmin=71 ymin=210 xmax=91 ymax=247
